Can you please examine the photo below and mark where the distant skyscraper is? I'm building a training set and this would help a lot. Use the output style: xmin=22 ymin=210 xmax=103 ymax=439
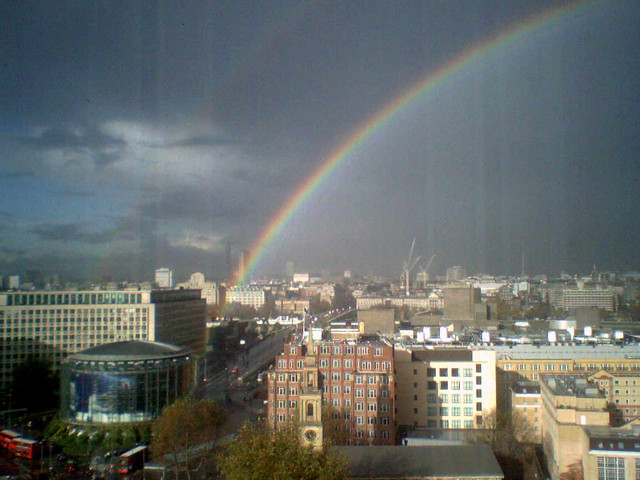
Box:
xmin=238 ymin=250 xmax=249 ymax=281
xmin=155 ymin=268 xmax=173 ymax=288
xmin=8 ymin=275 xmax=20 ymax=290
xmin=285 ymin=261 xmax=295 ymax=279
xmin=446 ymin=266 xmax=466 ymax=282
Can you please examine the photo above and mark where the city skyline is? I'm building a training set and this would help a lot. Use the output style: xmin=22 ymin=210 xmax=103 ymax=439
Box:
xmin=1 ymin=1 xmax=639 ymax=281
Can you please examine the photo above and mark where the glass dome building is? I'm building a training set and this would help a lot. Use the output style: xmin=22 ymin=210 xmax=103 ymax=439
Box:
xmin=60 ymin=341 xmax=193 ymax=425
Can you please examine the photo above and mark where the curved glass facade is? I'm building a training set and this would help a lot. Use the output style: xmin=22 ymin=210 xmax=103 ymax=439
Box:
xmin=61 ymin=355 xmax=193 ymax=425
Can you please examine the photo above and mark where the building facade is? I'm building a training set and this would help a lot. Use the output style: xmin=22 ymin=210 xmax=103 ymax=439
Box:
xmin=154 ymin=268 xmax=173 ymax=288
xmin=225 ymin=286 xmax=266 ymax=309
xmin=394 ymin=346 xmax=497 ymax=430
xmin=268 ymin=335 xmax=395 ymax=445
xmin=60 ymin=341 xmax=193 ymax=425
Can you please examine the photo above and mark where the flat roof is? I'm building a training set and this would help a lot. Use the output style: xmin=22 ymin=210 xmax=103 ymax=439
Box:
xmin=69 ymin=341 xmax=190 ymax=361
xmin=334 ymin=445 xmax=503 ymax=479
xmin=412 ymin=349 xmax=473 ymax=362
xmin=491 ymin=343 xmax=640 ymax=360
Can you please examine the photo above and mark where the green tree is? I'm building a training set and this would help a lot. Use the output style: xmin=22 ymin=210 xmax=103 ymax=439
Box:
xmin=217 ymin=423 xmax=345 ymax=480
xmin=11 ymin=357 xmax=59 ymax=412
xmin=152 ymin=397 xmax=227 ymax=480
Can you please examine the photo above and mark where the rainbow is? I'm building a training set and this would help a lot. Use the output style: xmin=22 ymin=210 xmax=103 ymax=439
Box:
xmin=232 ymin=1 xmax=591 ymax=285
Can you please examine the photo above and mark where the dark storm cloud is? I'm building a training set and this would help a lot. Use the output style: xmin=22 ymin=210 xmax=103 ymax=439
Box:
xmin=165 ymin=135 xmax=240 ymax=148
xmin=30 ymin=223 xmax=116 ymax=244
xmin=15 ymin=127 xmax=125 ymax=150
xmin=135 ymin=187 xmax=248 ymax=223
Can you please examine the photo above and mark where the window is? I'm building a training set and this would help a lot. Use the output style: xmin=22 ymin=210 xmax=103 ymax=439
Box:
xmin=545 ymin=364 xmax=555 ymax=371
xmin=464 ymin=407 xmax=473 ymax=416
xmin=452 ymin=407 xmax=460 ymax=416
xmin=344 ymin=359 xmax=353 ymax=368
xmin=440 ymin=407 xmax=449 ymax=416
xmin=381 ymin=417 xmax=389 ymax=425
xmin=598 ymin=456 xmax=625 ymax=480
xmin=427 ymin=394 xmax=437 ymax=403
xmin=333 ymin=346 xmax=341 ymax=354
xmin=380 ymin=402 xmax=390 ymax=412
xmin=427 ymin=368 xmax=436 ymax=377
xmin=356 ymin=416 xmax=364 ymax=425
xmin=476 ymin=364 xmax=482 ymax=373
xmin=344 ymin=398 xmax=351 ymax=407
xmin=464 ymin=394 xmax=473 ymax=403
xmin=332 ymin=372 xmax=341 ymax=381
xmin=441 ymin=420 xmax=449 ymax=428
xmin=439 ymin=368 xmax=448 ymax=377
xmin=440 ymin=381 xmax=448 ymax=390
xmin=452 ymin=420 xmax=461 ymax=428
xmin=476 ymin=376 xmax=482 ymax=385
xmin=375 ymin=347 xmax=383 ymax=356
xmin=332 ymin=359 xmax=341 ymax=368
xmin=332 ymin=385 xmax=341 ymax=394
xmin=464 ymin=381 xmax=473 ymax=390
xmin=451 ymin=381 xmax=460 ymax=390
xmin=381 ymin=388 xmax=389 ymax=398
xmin=344 ymin=385 xmax=351 ymax=394
xmin=369 ymin=389 xmax=377 ymax=398
xmin=463 ymin=368 xmax=473 ymax=377
xmin=428 ymin=381 xmax=437 ymax=390
xmin=332 ymin=398 xmax=341 ymax=407
xmin=321 ymin=346 xmax=329 ymax=354
xmin=368 ymin=403 xmax=377 ymax=411
xmin=517 ymin=364 xmax=527 ymax=371
xmin=320 ymin=358 xmax=328 ymax=367
xmin=427 ymin=406 xmax=437 ymax=416
xmin=356 ymin=388 xmax=364 ymax=397
xmin=451 ymin=368 xmax=459 ymax=377
xmin=367 ymin=416 xmax=376 ymax=425
xmin=355 ymin=402 xmax=364 ymax=411
xmin=476 ymin=389 xmax=482 ymax=398
xmin=356 ymin=375 xmax=364 ymax=384
xmin=476 ymin=402 xmax=482 ymax=412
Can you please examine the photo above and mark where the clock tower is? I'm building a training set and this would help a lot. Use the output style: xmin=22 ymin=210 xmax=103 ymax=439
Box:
xmin=298 ymin=329 xmax=323 ymax=449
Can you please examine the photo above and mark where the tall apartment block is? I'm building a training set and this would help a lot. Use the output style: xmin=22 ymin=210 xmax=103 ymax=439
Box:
xmin=154 ymin=268 xmax=174 ymax=288
xmin=394 ymin=346 xmax=497 ymax=430
xmin=268 ymin=334 xmax=395 ymax=445
xmin=0 ymin=289 xmax=205 ymax=393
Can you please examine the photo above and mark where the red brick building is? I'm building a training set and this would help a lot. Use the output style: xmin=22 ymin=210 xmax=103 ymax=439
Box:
xmin=268 ymin=334 xmax=395 ymax=446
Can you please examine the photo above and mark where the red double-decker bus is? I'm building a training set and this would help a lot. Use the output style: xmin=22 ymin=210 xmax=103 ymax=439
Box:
xmin=118 ymin=445 xmax=148 ymax=475
xmin=0 ymin=429 xmax=40 ymax=459
xmin=0 ymin=429 xmax=21 ymax=451
xmin=13 ymin=437 xmax=40 ymax=459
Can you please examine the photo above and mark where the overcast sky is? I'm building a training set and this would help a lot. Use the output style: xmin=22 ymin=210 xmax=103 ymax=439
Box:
xmin=1 ymin=0 xmax=639 ymax=282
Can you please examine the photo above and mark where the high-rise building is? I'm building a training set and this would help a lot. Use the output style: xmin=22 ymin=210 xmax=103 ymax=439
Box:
xmin=0 ymin=289 xmax=205 ymax=393
xmin=268 ymin=335 xmax=395 ymax=446
xmin=285 ymin=261 xmax=295 ymax=279
xmin=155 ymin=268 xmax=173 ymax=288
xmin=446 ymin=266 xmax=466 ymax=282
xmin=8 ymin=276 xmax=20 ymax=290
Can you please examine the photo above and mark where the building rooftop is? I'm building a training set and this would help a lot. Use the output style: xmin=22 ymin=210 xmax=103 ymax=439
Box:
xmin=412 ymin=349 xmax=473 ymax=362
xmin=490 ymin=343 xmax=640 ymax=360
xmin=541 ymin=375 xmax=603 ymax=398
xmin=511 ymin=381 xmax=541 ymax=395
xmin=69 ymin=340 xmax=190 ymax=361
xmin=334 ymin=445 xmax=503 ymax=479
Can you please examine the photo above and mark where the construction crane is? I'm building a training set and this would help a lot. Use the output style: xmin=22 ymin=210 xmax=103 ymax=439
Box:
xmin=416 ymin=254 xmax=436 ymax=289
xmin=402 ymin=238 xmax=421 ymax=296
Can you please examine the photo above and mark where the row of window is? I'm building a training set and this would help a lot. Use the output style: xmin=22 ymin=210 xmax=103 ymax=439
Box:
xmin=2 ymin=292 xmax=145 ymax=306
xmin=288 ymin=345 xmax=387 ymax=356
xmin=427 ymin=380 xmax=481 ymax=391
xmin=421 ymin=366 xmax=481 ymax=377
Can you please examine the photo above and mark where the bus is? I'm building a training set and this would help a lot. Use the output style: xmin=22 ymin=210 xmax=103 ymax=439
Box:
xmin=0 ymin=429 xmax=21 ymax=451
xmin=118 ymin=445 xmax=148 ymax=475
xmin=13 ymin=437 xmax=40 ymax=459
